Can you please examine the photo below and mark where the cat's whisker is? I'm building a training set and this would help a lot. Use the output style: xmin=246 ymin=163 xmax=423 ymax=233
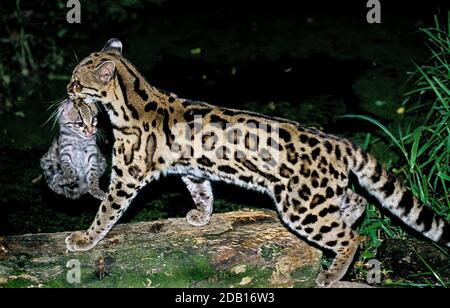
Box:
xmin=93 ymin=100 xmax=103 ymax=113
xmin=45 ymin=97 xmax=66 ymax=110
xmin=73 ymin=51 xmax=79 ymax=63
xmin=95 ymin=128 xmax=106 ymax=143
xmin=42 ymin=99 xmax=68 ymax=129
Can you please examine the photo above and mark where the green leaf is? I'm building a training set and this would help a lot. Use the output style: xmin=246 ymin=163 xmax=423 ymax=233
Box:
xmin=438 ymin=172 xmax=450 ymax=181
xmin=410 ymin=129 xmax=422 ymax=172
xmin=14 ymin=111 xmax=25 ymax=118
xmin=341 ymin=114 xmax=409 ymax=160
xmin=190 ymin=48 xmax=202 ymax=55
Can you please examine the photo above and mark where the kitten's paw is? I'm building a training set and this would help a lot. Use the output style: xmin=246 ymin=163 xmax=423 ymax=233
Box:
xmin=186 ymin=209 xmax=211 ymax=227
xmin=63 ymin=187 xmax=82 ymax=200
xmin=315 ymin=271 xmax=337 ymax=288
xmin=65 ymin=231 xmax=97 ymax=252
xmin=90 ymin=189 xmax=107 ymax=201
xmin=59 ymin=175 xmax=77 ymax=186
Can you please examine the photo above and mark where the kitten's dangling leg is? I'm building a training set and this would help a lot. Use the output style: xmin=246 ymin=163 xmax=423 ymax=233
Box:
xmin=40 ymin=151 xmax=67 ymax=196
xmin=86 ymin=149 xmax=106 ymax=200
xmin=59 ymin=158 xmax=78 ymax=186
xmin=97 ymin=152 xmax=108 ymax=177
xmin=182 ymin=176 xmax=213 ymax=226
xmin=63 ymin=183 xmax=83 ymax=200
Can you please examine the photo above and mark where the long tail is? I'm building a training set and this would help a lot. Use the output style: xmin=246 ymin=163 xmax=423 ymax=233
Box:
xmin=350 ymin=146 xmax=450 ymax=247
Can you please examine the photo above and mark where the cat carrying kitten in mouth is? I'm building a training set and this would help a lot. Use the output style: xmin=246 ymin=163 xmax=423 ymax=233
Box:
xmin=40 ymin=98 xmax=107 ymax=200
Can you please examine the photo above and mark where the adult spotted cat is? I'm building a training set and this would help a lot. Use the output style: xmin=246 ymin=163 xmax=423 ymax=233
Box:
xmin=65 ymin=39 xmax=449 ymax=287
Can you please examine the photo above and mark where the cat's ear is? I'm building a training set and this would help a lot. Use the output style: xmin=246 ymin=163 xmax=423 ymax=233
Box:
xmin=102 ymin=38 xmax=122 ymax=54
xmin=95 ymin=61 xmax=116 ymax=84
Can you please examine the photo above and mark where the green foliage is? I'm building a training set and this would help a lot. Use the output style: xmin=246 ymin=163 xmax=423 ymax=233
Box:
xmin=401 ymin=14 xmax=450 ymax=218
xmin=351 ymin=14 xmax=450 ymax=218
xmin=0 ymin=0 xmax=166 ymax=114
xmin=0 ymin=0 xmax=67 ymax=114
xmin=346 ymin=13 xmax=450 ymax=287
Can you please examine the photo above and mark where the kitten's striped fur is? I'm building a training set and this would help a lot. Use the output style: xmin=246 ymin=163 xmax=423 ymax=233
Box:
xmin=40 ymin=99 xmax=107 ymax=200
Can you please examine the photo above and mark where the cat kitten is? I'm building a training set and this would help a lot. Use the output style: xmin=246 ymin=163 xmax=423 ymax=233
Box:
xmin=40 ymin=98 xmax=107 ymax=200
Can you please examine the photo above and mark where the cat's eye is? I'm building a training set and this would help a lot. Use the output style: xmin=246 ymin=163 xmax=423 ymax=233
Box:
xmin=77 ymin=121 xmax=84 ymax=127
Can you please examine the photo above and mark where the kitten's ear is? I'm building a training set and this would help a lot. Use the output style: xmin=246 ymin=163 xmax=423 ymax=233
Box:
xmin=102 ymin=38 xmax=122 ymax=54
xmin=95 ymin=61 xmax=116 ymax=84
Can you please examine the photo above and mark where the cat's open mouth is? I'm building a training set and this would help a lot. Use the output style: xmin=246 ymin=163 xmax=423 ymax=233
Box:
xmin=68 ymin=91 xmax=86 ymax=100
xmin=69 ymin=92 xmax=98 ymax=105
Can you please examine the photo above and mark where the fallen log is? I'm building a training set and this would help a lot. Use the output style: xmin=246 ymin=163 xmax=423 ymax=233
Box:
xmin=0 ymin=209 xmax=322 ymax=288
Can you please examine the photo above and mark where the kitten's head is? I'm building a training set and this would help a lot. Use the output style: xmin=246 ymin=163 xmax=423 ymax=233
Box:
xmin=67 ymin=38 xmax=123 ymax=104
xmin=60 ymin=99 xmax=99 ymax=139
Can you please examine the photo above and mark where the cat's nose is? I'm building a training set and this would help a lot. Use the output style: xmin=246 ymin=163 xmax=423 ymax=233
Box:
xmin=87 ymin=126 xmax=95 ymax=134
xmin=72 ymin=80 xmax=81 ymax=90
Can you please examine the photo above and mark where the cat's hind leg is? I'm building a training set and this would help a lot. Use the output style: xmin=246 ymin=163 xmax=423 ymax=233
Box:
xmin=276 ymin=191 xmax=361 ymax=288
xmin=314 ymin=227 xmax=360 ymax=287
xmin=182 ymin=176 xmax=213 ymax=226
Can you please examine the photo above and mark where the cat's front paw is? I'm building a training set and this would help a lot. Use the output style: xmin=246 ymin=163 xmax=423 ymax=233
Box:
xmin=186 ymin=209 xmax=211 ymax=227
xmin=65 ymin=231 xmax=97 ymax=252
xmin=315 ymin=270 xmax=337 ymax=288
xmin=89 ymin=189 xmax=107 ymax=201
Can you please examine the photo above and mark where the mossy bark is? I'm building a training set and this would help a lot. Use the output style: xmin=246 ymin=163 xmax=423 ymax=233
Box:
xmin=0 ymin=209 xmax=322 ymax=288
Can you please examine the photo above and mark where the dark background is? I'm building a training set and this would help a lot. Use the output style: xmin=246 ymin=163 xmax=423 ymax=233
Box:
xmin=0 ymin=0 xmax=448 ymax=235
